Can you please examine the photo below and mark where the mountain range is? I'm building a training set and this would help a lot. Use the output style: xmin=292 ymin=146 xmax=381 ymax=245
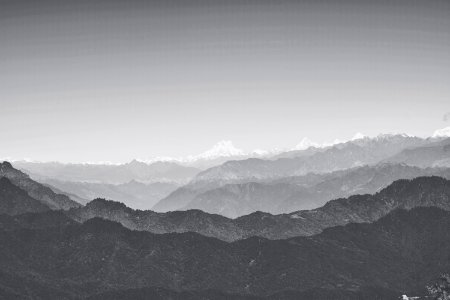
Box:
xmin=1 ymin=156 xmax=450 ymax=299
xmin=385 ymin=137 xmax=450 ymax=168
xmin=42 ymin=179 xmax=179 ymax=210
xmin=8 ymin=135 xmax=449 ymax=217
xmin=10 ymin=140 xmax=271 ymax=185
xmin=67 ymin=176 xmax=450 ymax=241
xmin=153 ymin=136 xmax=450 ymax=215
xmin=153 ymin=163 xmax=450 ymax=217
xmin=0 ymin=207 xmax=447 ymax=299
xmin=13 ymin=160 xmax=201 ymax=184
xmin=189 ymin=134 xmax=433 ymax=183
xmin=3 ymin=160 xmax=450 ymax=243
xmin=182 ymin=164 xmax=450 ymax=217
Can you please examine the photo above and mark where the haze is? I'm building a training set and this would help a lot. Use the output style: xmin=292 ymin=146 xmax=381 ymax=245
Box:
xmin=1 ymin=0 xmax=449 ymax=163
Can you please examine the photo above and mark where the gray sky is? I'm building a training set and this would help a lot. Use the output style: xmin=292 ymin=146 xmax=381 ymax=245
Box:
xmin=1 ymin=0 xmax=449 ymax=163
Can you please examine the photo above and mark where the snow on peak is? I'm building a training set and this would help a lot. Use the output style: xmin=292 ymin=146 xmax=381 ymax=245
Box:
xmin=251 ymin=149 xmax=269 ymax=156
xmin=322 ymin=139 xmax=346 ymax=147
xmin=432 ymin=127 xmax=450 ymax=138
xmin=294 ymin=137 xmax=319 ymax=150
xmin=295 ymin=137 xmax=348 ymax=150
xmin=194 ymin=140 xmax=245 ymax=160
xmin=139 ymin=141 xmax=272 ymax=165
xmin=136 ymin=131 xmax=428 ymax=165
xmin=351 ymin=132 xmax=367 ymax=140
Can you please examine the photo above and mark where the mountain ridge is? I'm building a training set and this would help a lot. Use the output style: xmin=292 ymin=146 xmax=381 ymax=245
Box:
xmin=0 ymin=177 xmax=50 ymax=215
xmin=40 ymin=178 xmax=179 ymax=209
xmin=68 ymin=176 xmax=450 ymax=241
xmin=155 ymin=162 xmax=450 ymax=216
xmin=0 ymin=207 xmax=448 ymax=299
xmin=13 ymin=160 xmax=201 ymax=184
xmin=0 ymin=161 xmax=81 ymax=210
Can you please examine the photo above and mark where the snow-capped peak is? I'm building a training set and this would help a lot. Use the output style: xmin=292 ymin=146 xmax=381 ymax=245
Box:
xmin=194 ymin=140 xmax=245 ymax=159
xmin=432 ymin=126 xmax=450 ymax=138
xmin=322 ymin=139 xmax=346 ymax=147
xmin=351 ymin=132 xmax=367 ymax=140
xmin=294 ymin=137 xmax=319 ymax=150
xmin=251 ymin=149 xmax=270 ymax=156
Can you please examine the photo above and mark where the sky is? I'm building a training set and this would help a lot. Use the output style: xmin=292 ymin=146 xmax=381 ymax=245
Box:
xmin=1 ymin=0 xmax=449 ymax=163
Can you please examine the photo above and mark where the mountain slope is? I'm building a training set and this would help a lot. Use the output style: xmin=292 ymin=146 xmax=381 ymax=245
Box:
xmin=385 ymin=137 xmax=450 ymax=167
xmin=0 ymin=177 xmax=50 ymax=215
xmin=68 ymin=199 xmax=244 ymax=242
xmin=157 ymin=163 xmax=450 ymax=217
xmin=70 ymin=176 xmax=450 ymax=241
xmin=153 ymin=135 xmax=432 ymax=213
xmin=152 ymin=186 xmax=200 ymax=212
xmin=183 ymin=182 xmax=305 ymax=218
xmin=0 ymin=162 xmax=81 ymax=210
xmin=277 ymin=163 xmax=450 ymax=213
xmin=192 ymin=134 xmax=428 ymax=183
xmin=0 ymin=207 xmax=447 ymax=299
xmin=41 ymin=179 xmax=179 ymax=209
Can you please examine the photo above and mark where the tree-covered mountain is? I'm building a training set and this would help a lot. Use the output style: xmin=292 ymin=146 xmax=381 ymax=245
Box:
xmin=87 ymin=285 xmax=396 ymax=300
xmin=0 ymin=207 xmax=447 ymax=299
xmin=0 ymin=177 xmax=50 ymax=215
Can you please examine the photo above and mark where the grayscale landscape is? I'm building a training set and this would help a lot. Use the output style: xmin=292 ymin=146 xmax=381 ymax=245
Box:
xmin=1 ymin=0 xmax=449 ymax=299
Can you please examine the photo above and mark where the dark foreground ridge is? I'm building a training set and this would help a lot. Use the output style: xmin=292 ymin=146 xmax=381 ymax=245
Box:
xmin=0 ymin=207 xmax=447 ymax=299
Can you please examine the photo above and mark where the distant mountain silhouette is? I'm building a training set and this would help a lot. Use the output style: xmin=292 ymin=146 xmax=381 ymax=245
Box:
xmin=69 ymin=176 xmax=450 ymax=241
xmin=43 ymin=182 xmax=88 ymax=205
xmin=153 ymin=135 xmax=434 ymax=213
xmin=14 ymin=160 xmax=201 ymax=184
xmin=41 ymin=178 xmax=179 ymax=209
xmin=0 ymin=162 xmax=81 ymax=210
xmin=155 ymin=163 xmax=450 ymax=217
xmin=385 ymin=137 xmax=450 ymax=167
xmin=0 ymin=207 xmax=447 ymax=299
xmin=190 ymin=134 xmax=428 ymax=184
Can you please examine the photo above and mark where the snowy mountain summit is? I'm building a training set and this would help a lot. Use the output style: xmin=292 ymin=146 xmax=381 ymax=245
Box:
xmin=294 ymin=137 xmax=319 ymax=150
xmin=192 ymin=140 xmax=245 ymax=160
xmin=433 ymin=127 xmax=450 ymax=138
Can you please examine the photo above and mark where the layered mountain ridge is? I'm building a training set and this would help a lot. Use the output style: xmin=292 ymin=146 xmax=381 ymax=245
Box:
xmin=42 ymin=179 xmax=179 ymax=209
xmin=0 ymin=162 xmax=81 ymax=210
xmin=68 ymin=176 xmax=450 ymax=241
xmin=14 ymin=160 xmax=201 ymax=184
xmin=155 ymin=163 xmax=450 ymax=217
xmin=0 ymin=177 xmax=50 ymax=215
xmin=10 ymin=135 xmax=450 ymax=216
xmin=0 ymin=207 xmax=447 ymax=299
xmin=190 ymin=134 xmax=430 ymax=183
xmin=1 ymin=155 xmax=449 ymax=299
